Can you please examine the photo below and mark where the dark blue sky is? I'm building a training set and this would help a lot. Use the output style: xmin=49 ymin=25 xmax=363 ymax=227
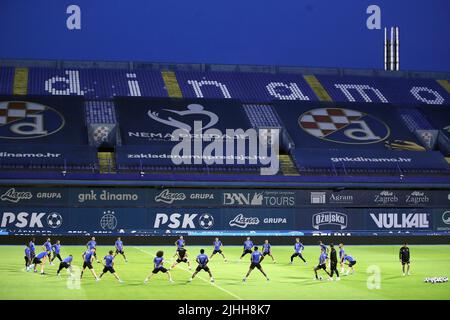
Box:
xmin=0 ymin=0 xmax=449 ymax=71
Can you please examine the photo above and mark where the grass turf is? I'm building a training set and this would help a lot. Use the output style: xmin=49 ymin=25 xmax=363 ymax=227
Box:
xmin=0 ymin=245 xmax=449 ymax=300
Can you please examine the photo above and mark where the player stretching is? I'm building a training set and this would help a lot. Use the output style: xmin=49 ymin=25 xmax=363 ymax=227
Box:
xmin=210 ymin=238 xmax=227 ymax=262
xmin=32 ymin=251 xmax=49 ymax=275
xmin=57 ymin=255 xmax=74 ymax=276
xmin=144 ymin=251 xmax=173 ymax=283
xmin=339 ymin=243 xmax=345 ymax=273
xmin=24 ymin=244 xmax=32 ymax=271
xmin=343 ymin=254 xmax=357 ymax=275
xmin=262 ymin=240 xmax=276 ymax=263
xmin=171 ymin=247 xmax=191 ymax=270
xmin=51 ymin=240 xmax=62 ymax=263
xmin=319 ymin=241 xmax=328 ymax=254
xmin=99 ymin=250 xmax=123 ymax=283
xmin=173 ymin=236 xmax=185 ymax=257
xmin=239 ymin=237 xmax=254 ymax=261
xmin=114 ymin=237 xmax=127 ymax=262
xmin=29 ymin=238 xmax=36 ymax=261
xmin=42 ymin=238 xmax=53 ymax=265
xmin=86 ymin=237 xmax=100 ymax=263
xmin=329 ymin=244 xmax=340 ymax=281
xmin=314 ymin=249 xmax=331 ymax=281
xmin=81 ymin=248 xmax=100 ymax=281
xmin=399 ymin=243 xmax=411 ymax=276
xmin=189 ymin=249 xmax=214 ymax=283
xmin=243 ymin=247 xmax=269 ymax=282
xmin=290 ymin=238 xmax=306 ymax=264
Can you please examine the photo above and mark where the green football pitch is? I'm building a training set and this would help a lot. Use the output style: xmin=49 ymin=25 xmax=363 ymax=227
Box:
xmin=0 ymin=245 xmax=449 ymax=300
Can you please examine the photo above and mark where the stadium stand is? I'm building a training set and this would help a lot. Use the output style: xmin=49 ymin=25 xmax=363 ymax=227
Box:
xmin=0 ymin=61 xmax=449 ymax=180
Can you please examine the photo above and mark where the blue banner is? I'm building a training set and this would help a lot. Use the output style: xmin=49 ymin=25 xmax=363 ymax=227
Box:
xmin=274 ymin=101 xmax=423 ymax=150
xmin=0 ymin=187 xmax=68 ymax=207
xmin=0 ymin=96 xmax=87 ymax=145
xmin=0 ymin=207 xmax=71 ymax=234
xmin=221 ymin=189 xmax=296 ymax=208
xmin=0 ymin=144 xmax=97 ymax=166
xmin=115 ymin=97 xmax=251 ymax=145
xmin=291 ymin=148 xmax=449 ymax=172
xmin=0 ymin=206 xmax=446 ymax=235
xmin=419 ymin=105 xmax=450 ymax=156
xmin=115 ymin=142 xmax=271 ymax=170
xmin=0 ymin=186 xmax=448 ymax=208
xmin=69 ymin=188 xmax=148 ymax=207
xmin=297 ymin=189 xmax=450 ymax=208
xmin=435 ymin=209 xmax=450 ymax=232
xmin=366 ymin=209 xmax=433 ymax=231
xmin=294 ymin=209 xmax=365 ymax=231
xmin=148 ymin=188 xmax=221 ymax=207
xmin=222 ymin=209 xmax=295 ymax=230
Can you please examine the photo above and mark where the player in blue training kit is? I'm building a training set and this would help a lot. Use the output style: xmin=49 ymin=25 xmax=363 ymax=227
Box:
xmin=51 ymin=240 xmax=62 ymax=263
xmin=171 ymin=247 xmax=192 ymax=270
xmin=81 ymin=248 xmax=100 ymax=281
xmin=42 ymin=238 xmax=53 ymax=265
xmin=144 ymin=251 xmax=173 ymax=283
xmin=114 ymin=237 xmax=127 ymax=262
xmin=339 ymin=243 xmax=346 ymax=273
xmin=343 ymin=254 xmax=357 ymax=275
xmin=173 ymin=236 xmax=186 ymax=257
xmin=32 ymin=251 xmax=49 ymax=274
xmin=86 ymin=237 xmax=100 ymax=263
xmin=290 ymin=238 xmax=306 ymax=264
xmin=262 ymin=240 xmax=276 ymax=263
xmin=29 ymin=238 xmax=36 ymax=260
xmin=314 ymin=249 xmax=331 ymax=281
xmin=210 ymin=237 xmax=227 ymax=262
xmin=57 ymin=255 xmax=74 ymax=276
xmin=189 ymin=249 xmax=214 ymax=283
xmin=239 ymin=237 xmax=254 ymax=261
xmin=99 ymin=250 xmax=123 ymax=282
xmin=243 ymin=247 xmax=269 ymax=282
xmin=24 ymin=244 xmax=32 ymax=271
xmin=319 ymin=241 xmax=328 ymax=254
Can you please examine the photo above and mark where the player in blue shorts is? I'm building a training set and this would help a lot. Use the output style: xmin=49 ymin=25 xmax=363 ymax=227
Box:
xmin=29 ymin=238 xmax=36 ymax=261
xmin=290 ymin=238 xmax=306 ymax=264
xmin=210 ymin=237 xmax=227 ymax=262
xmin=343 ymin=254 xmax=357 ymax=275
xmin=189 ymin=249 xmax=214 ymax=283
xmin=32 ymin=251 xmax=49 ymax=275
xmin=57 ymin=255 xmax=73 ymax=276
xmin=314 ymin=249 xmax=331 ymax=281
xmin=243 ymin=247 xmax=269 ymax=282
xmin=171 ymin=247 xmax=192 ymax=270
xmin=81 ymin=248 xmax=100 ymax=281
xmin=239 ymin=237 xmax=254 ymax=261
xmin=339 ymin=243 xmax=346 ymax=273
xmin=99 ymin=250 xmax=123 ymax=282
xmin=262 ymin=240 xmax=276 ymax=263
xmin=24 ymin=244 xmax=32 ymax=271
xmin=114 ymin=237 xmax=127 ymax=262
xmin=42 ymin=238 xmax=53 ymax=265
xmin=144 ymin=250 xmax=173 ymax=283
xmin=51 ymin=240 xmax=62 ymax=263
xmin=86 ymin=237 xmax=100 ymax=263
xmin=173 ymin=236 xmax=185 ymax=257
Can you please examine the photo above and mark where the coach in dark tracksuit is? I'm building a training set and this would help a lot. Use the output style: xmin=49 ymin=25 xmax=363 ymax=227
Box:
xmin=329 ymin=244 xmax=340 ymax=280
